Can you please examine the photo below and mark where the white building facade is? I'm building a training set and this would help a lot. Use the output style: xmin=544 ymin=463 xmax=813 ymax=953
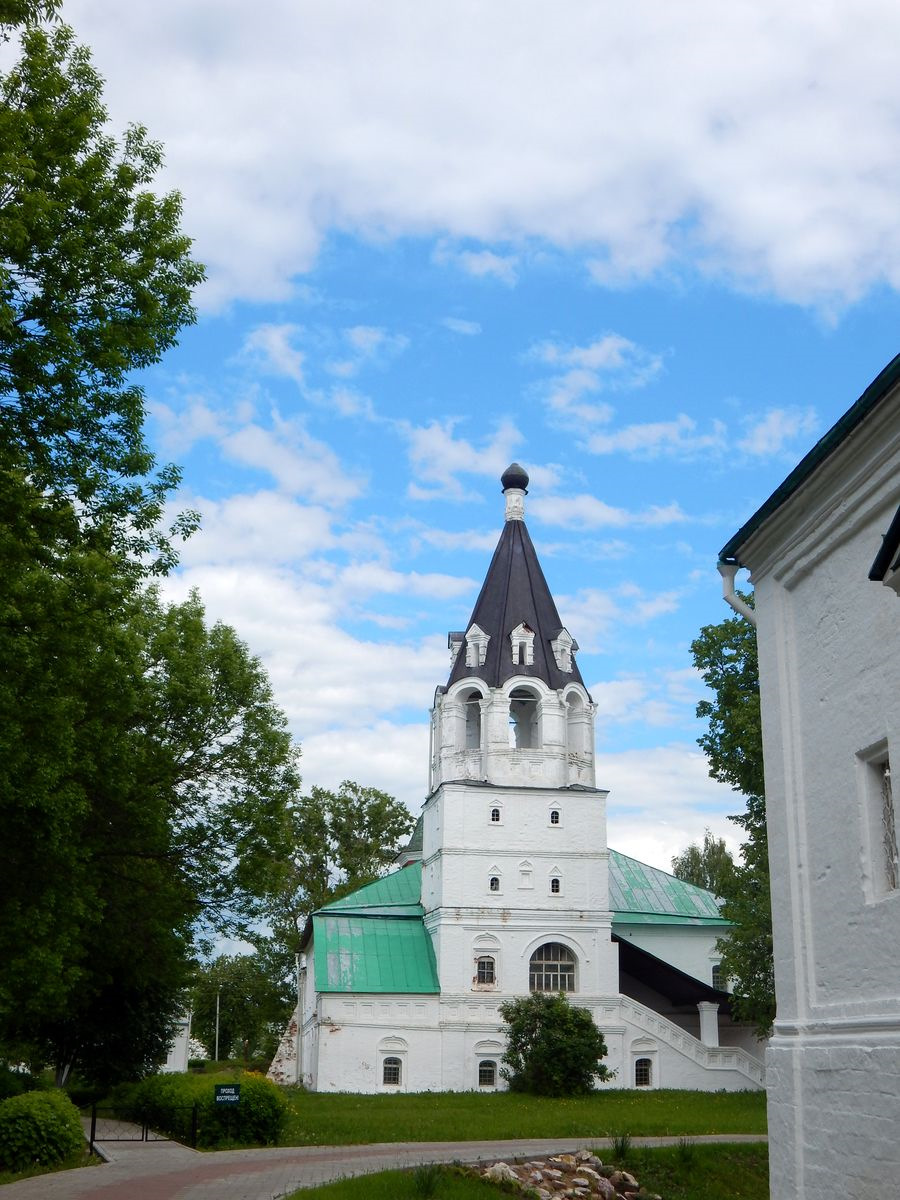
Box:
xmin=271 ymin=466 xmax=764 ymax=1094
xmin=720 ymin=359 xmax=900 ymax=1197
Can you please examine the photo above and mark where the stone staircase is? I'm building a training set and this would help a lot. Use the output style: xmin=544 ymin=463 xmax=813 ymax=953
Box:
xmin=616 ymin=996 xmax=765 ymax=1086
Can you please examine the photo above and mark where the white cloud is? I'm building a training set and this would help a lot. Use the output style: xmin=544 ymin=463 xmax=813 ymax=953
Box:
xmin=402 ymin=418 xmax=524 ymax=500
xmin=433 ymin=243 xmax=519 ymax=285
xmin=410 ymin=525 xmax=503 ymax=554
xmin=328 ymin=385 xmax=377 ymax=419
xmin=150 ymin=395 xmax=226 ymax=453
xmin=242 ymin=323 xmax=306 ymax=385
xmin=533 ymin=537 xmax=633 ymax=562
xmin=738 ymin=407 xmax=819 ymax=457
xmin=67 ymin=0 xmax=900 ymax=310
xmin=530 ymin=493 xmax=688 ymax=530
xmin=585 ymin=414 xmax=728 ymax=459
xmin=326 ymin=325 xmax=410 ymax=377
xmin=160 ymin=563 xmax=448 ymax=741
xmin=456 ymin=249 xmax=518 ymax=285
xmin=559 ymin=585 xmax=682 ymax=652
xmin=221 ymin=420 xmax=365 ymax=504
xmin=588 ymin=667 xmax=706 ymax=729
xmin=600 ymin=743 xmax=743 ymax=871
xmin=177 ymin=491 xmax=337 ymax=565
xmin=299 ymin=722 xmax=430 ymax=814
xmin=441 ymin=317 xmax=482 ymax=336
xmin=340 ymin=561 xmax=477 ymax=601
xmin=529 ymin=334 xmax=663 ymax=424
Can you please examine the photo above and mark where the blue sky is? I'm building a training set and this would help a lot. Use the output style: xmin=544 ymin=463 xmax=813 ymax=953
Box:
xmin=63 ymin=0 xmax=900 ymax=869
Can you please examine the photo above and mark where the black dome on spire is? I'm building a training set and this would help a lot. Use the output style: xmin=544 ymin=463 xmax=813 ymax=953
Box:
xmin=501 ymin=462 xmax=529 ymax=492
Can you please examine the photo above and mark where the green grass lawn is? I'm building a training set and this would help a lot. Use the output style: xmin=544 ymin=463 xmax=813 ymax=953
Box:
xmin=280 ymin=1088 xmax=766 ymax=1146
xmin=283 ymin=1167 xmax=519 ymax=1200
xmin=281 ymin=1146 xmax=770 ymax=1200
xmin=611 ymin=1143 xmax=769 ymax=1200
xmin=0 ymin=1150 xmax=98 ymax=1187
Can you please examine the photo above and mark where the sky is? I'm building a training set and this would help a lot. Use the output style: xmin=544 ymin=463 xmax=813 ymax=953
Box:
xmin=59 ymin=0 xmax=900 ymax=871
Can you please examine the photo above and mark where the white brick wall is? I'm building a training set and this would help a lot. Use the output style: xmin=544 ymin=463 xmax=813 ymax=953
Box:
xmin=736 ymin=384 xmax=900 ymax=1196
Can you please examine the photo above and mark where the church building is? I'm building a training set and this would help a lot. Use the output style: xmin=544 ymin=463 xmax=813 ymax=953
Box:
xmin=269 ymin=465 xmax=764 ymax=1092
xmin=718 ymin=357 xmax=900 ymax=1196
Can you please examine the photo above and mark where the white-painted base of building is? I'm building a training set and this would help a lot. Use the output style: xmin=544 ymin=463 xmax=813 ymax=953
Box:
xmin=766 ymin=1028 xmax=900 ymax=1196
xmin=270 ymin=992 xmax=764 ymax=1093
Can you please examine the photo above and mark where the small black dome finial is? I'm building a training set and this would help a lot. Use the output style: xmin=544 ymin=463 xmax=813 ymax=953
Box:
xmin=501 ymin=462 xmax=529 ymax=493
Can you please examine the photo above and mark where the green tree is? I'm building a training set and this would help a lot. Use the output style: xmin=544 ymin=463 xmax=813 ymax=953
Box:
xmin=263 ymin=781 xmax=414 ymax=967
xmin=0 ymin=5 xmax=203 ymax=567
xmin=0 ymin=479 xmax=299 ymax=1084
xmin=671 ymin=828 xmax=738 ymax=900
xmin=499 ymin=992 xmax=612 ymax=1097
xmin=190 ymin=955 xmax=294 ymax=1064
xmin=691 ymin=598 xmax=774 ymax=1035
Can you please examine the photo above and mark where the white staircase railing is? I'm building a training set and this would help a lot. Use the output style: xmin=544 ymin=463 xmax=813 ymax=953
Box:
xmin=613 ymin=996 xmax=765 ymax=1085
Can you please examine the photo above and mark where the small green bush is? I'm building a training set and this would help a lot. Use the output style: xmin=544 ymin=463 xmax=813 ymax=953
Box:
xmin=123 ymin=1071 xmax=287 ymax=1147
xmin=0 ymin=1089 xmax=84 ymax=1172
xmin=499 ymin=992 xmax=613 ymax=1096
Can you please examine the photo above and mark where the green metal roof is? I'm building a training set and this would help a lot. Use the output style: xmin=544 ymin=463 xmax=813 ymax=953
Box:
xmin=312 ymin=864 xmax=439 ymax=993
xmin=312 ymin=912 xmax=440 ymax=993
xmin=310 ymin=854 xmax=727 ymax=995
xmin=609 ymin=849 xmax=730 ymax=926
xmin=405 ymin=814 xmax=424 ymax=855
xmin=320 ymin=863 xmax=423 ymax=915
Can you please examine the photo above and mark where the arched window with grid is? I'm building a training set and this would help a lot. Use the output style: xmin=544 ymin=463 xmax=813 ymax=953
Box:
xmin=528 ymin=942 xmax=576 ymax=992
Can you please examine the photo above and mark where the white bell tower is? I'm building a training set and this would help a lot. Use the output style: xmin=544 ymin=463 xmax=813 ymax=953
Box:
xmin=420 ymin=465 xmax=619 ymax=1001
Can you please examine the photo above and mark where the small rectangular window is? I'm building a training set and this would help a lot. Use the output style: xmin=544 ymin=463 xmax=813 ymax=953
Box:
xmin=476 ymin=957 xmax=495 ymax=985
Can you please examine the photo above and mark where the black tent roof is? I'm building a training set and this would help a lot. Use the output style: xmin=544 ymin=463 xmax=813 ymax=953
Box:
xmin=446 ymin=468 xmax=587 ymax=693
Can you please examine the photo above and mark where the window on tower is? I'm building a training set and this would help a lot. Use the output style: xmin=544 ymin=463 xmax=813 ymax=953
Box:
xmin=489 ymin=876 xmax=500 ymax=892
xmin=510 ymin=622 xmax=535 ymax=667
xmin=509 ymin=687 xmax=540 ymax=749
xmin=461 ymin=688 xmax=483 ymax=750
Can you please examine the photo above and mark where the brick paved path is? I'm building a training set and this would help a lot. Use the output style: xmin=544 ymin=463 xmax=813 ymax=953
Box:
xmin=1 ymin=1134 xmax=767 ymax=1200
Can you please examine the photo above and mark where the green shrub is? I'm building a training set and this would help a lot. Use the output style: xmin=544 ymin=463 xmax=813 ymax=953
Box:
xmin=123 ymin=1071 xmax=287 ymax=1147
xmin=196 ymin=1072 xmax=286 ymax=1146
xmin=498 ymin=992 xmax=613 ymax=1096
xmin=0 ymin=1090 xmax=84 ymax=1172
xmin=119 ymin=1072 xmax=198 ymax=1144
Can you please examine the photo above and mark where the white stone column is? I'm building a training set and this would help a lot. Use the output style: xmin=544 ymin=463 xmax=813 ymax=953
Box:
xmin=697 ymin=1001 xmax=720 ymax=1047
